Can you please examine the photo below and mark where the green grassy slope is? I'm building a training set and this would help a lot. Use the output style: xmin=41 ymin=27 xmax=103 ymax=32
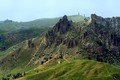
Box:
xmin=17 ymin=60 xmax=120 ymax=80
xmin=0 ymin=36 xmax=46 ymax=80
xmin=0 ymin=27 xmax=49 ymax=51
xmin=0 ymin=15 xmax=85 ymax=31
xmin=0 ymin=36 xmax=44 ymax=75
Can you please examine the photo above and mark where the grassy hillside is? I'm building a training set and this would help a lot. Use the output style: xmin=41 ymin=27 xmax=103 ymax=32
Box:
xmin=17 ymin=60 xmax=120 ymax=80
xmin=0 ymin=27 xmax=49 ymax=51
xmin=0 ymin=36 xmax=42 ymax=66
xmin=0 ymin=15 xmax=85 ymax=31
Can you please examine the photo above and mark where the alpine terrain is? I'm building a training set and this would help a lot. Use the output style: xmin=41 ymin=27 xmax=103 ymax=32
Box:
xmin=0 ymin=14 xmax=120 ymax=80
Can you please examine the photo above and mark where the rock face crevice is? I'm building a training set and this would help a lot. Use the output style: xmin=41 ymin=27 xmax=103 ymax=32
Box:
xmin=45 ymin=15 xmax=73 ymax=47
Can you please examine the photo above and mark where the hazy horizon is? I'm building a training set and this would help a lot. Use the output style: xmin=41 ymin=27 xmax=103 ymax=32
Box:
xmin=0 ymin=0 xmax=120 ymax=22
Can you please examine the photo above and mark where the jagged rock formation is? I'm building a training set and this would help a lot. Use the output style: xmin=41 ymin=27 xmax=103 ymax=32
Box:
xmin=45 ymin=14 xmax=120 ymax=64
xmin=53 ymin=15 xmax=72 ymax=34
xmin=45 ymin=15 xmax=74 ymax=47
xmin=85 ymin=14 xmax=120 ymax=64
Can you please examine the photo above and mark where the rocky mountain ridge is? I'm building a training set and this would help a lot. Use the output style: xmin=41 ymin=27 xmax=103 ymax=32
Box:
xmin=0 ymin=14 xmax=120 ymax=76
xmin=44 ymin=14 xmax=120 ymax=64
xmin=0 ymin=14 xmax=120 ymax=80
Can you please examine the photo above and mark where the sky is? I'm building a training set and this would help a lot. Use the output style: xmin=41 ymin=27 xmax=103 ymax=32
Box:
xmin=0 ymin=0 xmax=120 ymax=22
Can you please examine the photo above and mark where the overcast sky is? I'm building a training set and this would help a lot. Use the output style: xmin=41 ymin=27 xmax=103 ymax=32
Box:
xmin=0 ymin=0 xmax=120 ymax=21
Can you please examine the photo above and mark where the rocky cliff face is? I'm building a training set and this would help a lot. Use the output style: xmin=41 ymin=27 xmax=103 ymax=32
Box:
xmin=53 ymin=15 xmax=72 ymax=34
xmin=83 ymin=14 xmax=120 ymax=64
xmin=45 ymin=14 xmax=120 ymax=64
xmin=45 ymin=15 xmax=74 ymax=47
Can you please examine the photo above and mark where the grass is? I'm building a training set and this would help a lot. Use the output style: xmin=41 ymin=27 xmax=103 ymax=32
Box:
xmin=0 ymin=27 xmax=49 ymax=50
xmin=0 ymin=41 xmax=25 ymax=60
xmin=16 ymin=59 xmax=120 ymax=80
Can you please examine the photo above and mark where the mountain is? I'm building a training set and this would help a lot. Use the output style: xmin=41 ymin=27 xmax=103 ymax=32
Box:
xmin=0 ymin=15 xmax=85 ymax=51
xmin=43 ymin=14 xmax=120 ymax=65
xmin=0 ymin=14 xmax=120 ymax=80
xmin=0 ymin=15 xmax=85 ymax=31
xmin=0 ymin=27 xmax=50 ymax=51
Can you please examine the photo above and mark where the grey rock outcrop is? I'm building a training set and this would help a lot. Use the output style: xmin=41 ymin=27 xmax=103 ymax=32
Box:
xmin=53 ymin=15 xmax=72 ymax=34
xmin=86 ymin=14 xmax=120 ymax=64
xmin=46 ymin=15 xmax=73 ymax=47
xmin=45 ymin=14 xmax=120 ymax=64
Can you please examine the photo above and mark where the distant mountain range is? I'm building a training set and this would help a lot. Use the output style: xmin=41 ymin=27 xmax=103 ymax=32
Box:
xmin=0 ymin=15 xmax=85 ymax=31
